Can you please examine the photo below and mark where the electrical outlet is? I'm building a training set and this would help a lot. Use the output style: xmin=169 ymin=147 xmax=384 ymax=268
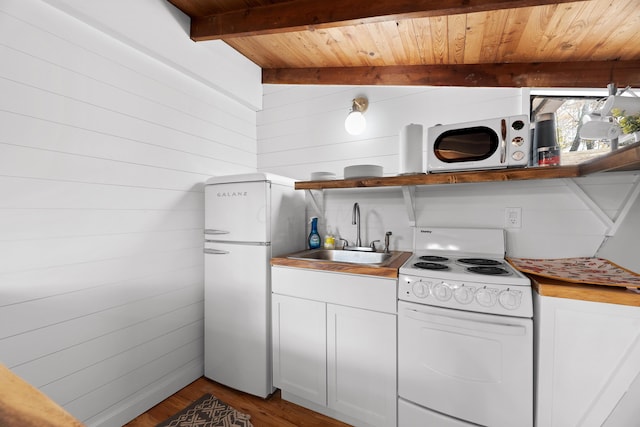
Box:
xmin=505 ymin=207 xmax=522 ymax=228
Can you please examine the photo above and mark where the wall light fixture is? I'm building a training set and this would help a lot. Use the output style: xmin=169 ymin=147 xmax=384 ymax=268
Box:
xmin=344 ymin=97 xmax=368 ymax=135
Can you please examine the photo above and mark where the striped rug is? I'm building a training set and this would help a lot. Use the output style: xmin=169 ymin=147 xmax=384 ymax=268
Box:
xmin=156 ymin=394 xmax=253 ymax=427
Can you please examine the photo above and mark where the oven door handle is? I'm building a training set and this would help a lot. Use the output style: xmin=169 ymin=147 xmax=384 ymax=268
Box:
xmin=500 ymin=118 xmax=507 ymax=164
xmin=402 ymin=307 xmax=527 ymax=336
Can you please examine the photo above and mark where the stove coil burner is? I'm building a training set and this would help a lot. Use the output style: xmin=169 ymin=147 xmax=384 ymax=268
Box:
xmin=414 ymin=262 xmax=449 ymax=270
xmin=419 ymin=255 xmax=449 ymax=263
xmin=467 ymin=266 xmax=511 ymax=275
xmin=457 ymin=258 xmax=503 ymax=266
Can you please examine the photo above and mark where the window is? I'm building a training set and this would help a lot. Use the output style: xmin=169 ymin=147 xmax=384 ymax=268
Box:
xmin=530 ymin=89 xmax=640 ymax=165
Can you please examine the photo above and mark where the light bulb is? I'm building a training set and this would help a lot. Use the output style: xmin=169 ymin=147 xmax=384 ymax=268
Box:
xmin=345 ymin=111 xmax=366 ymax=135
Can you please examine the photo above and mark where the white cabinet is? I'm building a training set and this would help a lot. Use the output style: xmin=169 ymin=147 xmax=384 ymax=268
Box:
xmin=327 ymin=303 xmax=396 ymax=426
xmin=534 ymin=292 xmax=640 ymax=427
xmin=272 ymin=266 xmax=397 ymax=427
xmin=272 ymin=294 xmax=326 ymax=405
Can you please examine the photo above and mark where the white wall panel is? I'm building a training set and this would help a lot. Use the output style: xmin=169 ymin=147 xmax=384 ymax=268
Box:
xmin=0 ymin=209 xmax=201 ymax=241
xmin=11 ymin=303 xmax=203 ymax=387
xmin=0 ymin=111 xmax=248 ymax=176
xmin=259 ymin=85 xmax=523 ymax=179
xmin=0 ymin=229 xmax=202 ymax=273
xmin=0 ymin=1 xmax=258 ymax=426
xmin=41 ymin=322 xmax=203 ymax=405
xmin=1 ymin=248 xmax=201 ymax=307
xmin=308 ymin=178 xmax=634 ymax=258
xmin=84 ymin=359 xmax=203 ymax=427
xmin=0 ymin=44 xmax=254 ymax=149
xmin=64 ymin=338 xmax=203 ymax=421
xmin=40 ymin=0 xmax=262 ymax=109
xmin=0 ymin=178 xmax=203 ymax=210
xmin=0 ymin=281 xmax=203 ymax=368
xmin=258 ymin=85 xmax=639 ymax=262
xmin=0 ymin=144 xmax=210 ymax=192
xmin=598 ymin=190 xmax=640 ymax=272
xmin=0 ymin=82 xmax=254 ymax=170
xmin=0 ymin=265 xmax=202 ymax=338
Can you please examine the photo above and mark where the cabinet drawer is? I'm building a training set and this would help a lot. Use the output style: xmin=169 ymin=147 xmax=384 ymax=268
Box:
xmin=272 ymin=266 xmax=397 ymax=313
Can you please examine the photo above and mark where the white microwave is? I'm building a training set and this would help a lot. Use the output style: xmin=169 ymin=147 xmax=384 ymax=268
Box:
xmin=427 ymin=115 xmax=530 ymax=173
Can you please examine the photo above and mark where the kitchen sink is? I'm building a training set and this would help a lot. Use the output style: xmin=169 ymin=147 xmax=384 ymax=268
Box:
xmin=287 ymin=248 xmax=392 ymax=264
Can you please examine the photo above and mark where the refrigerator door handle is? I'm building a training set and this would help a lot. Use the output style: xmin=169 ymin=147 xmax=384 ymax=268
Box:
xmin=204 ymin=248 xmax=230 ymax=255
xmin=204 ymin=229 xmax=230 ymax=235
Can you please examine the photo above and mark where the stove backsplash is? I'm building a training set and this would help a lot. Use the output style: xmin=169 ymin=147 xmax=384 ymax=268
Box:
xmin=306 ymin=176 xmax=639 ymax=270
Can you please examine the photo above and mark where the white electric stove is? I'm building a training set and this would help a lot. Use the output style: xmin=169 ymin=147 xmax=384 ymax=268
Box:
xmin=398 ymin=227 xmax=533 ymax=427
xmin=399 ymin=226 xmax=532 ymax=317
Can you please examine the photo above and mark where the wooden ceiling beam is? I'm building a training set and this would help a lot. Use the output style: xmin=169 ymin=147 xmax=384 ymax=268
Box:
xmin=262 ymin=61 xmax=640 ymax=88
xmin=190 ymin=0 xmax=578 ymax=41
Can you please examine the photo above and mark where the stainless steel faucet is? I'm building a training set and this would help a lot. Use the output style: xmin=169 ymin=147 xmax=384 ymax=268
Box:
xmin=384 ymin=231 xmax=392 ymax=253
xmin=352 ymin=202 xmax=361 ymax=247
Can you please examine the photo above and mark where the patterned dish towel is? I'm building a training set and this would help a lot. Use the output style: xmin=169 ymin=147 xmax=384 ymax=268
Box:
xmin=507 ymin=257 xmax=640 ymax=288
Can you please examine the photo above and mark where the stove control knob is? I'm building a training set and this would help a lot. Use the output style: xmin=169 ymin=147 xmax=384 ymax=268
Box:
xmin=433 ymin=282 xmax=452 ymax=301
xmin=475 ymin=287 xmax=498 ymax=307
xmin=412 ymin=281 xmax=430 ymax=298
xmin=454 ymin=285 xmax=476 ymax=304
xmin=499 ymin=289 xmax=522 ymax=310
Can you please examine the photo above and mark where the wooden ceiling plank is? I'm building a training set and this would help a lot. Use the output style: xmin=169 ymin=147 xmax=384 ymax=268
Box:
xmin=447 ymin=14 xmax=468 ymax=64
xmin=410 ymin=18 xmax=435 ymax=65
xmin=429 ymin=15 xmax=449 ymax=64
xmin=511 ymin=3 xmax=558 ymax=62
xmin=548 ymin=1 xmax=603 ymax=61
xmin=356 ymin=22 xmax=389 ymax=66
xmin=188 ymin=0 xmax=582 ymax=41
xmin=317 ymin=28 xmax=356 ymax=67
xmin=335 ymin=26 xmax=376 ymax=67
xmin=394 ymin=20 xmax=422 ymax=65
xmin=373 ymin=21 xmax=408 ymax=66
xmin=225 ymin=36 xmax=284 ymax=68
xmin=461 ymin=12 xmax=488 ymax=64
xmin=577 ymin=0 xmax=640 ymax=61
xmin=478 ymin=9 xmax=510 ymax=63
xmin=616 ymin=21 xmax=640 ymax=62
xmin=262 ymin=61 xmax=640 ymax=87
xmin=495 ymin=7 xmax=533 ymax=63
xmin=535 ymin=1 xmax=587 ymax=61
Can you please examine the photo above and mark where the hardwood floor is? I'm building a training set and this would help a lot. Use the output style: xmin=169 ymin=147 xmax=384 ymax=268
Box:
xmin=123 ymin=377 xmax=352 ymax=427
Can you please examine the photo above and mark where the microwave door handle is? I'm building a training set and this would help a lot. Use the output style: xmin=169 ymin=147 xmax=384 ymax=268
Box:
xmin=500 ymin=119 xmax=507 ymax=164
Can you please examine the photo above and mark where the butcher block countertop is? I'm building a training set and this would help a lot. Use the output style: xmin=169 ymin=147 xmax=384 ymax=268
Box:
xmin=0 ymin=363 xmax=84 ymax=427
xmin=532 ymin=276 xmax=640 ymax=307
xmin=507 ymin=257 xmax=640 ymax=307
xmin=271 ymin=251 xmax=412 ymax=278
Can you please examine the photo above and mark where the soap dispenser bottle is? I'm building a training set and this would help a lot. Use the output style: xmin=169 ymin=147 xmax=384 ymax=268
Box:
xmin=308 ymin=217 xmax=321 ymax=249
xmin=324 ymin=228 xmax=335 ymax=249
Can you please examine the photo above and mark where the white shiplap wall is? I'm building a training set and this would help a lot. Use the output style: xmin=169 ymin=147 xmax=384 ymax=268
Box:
xmin=259 ymin=84 xmax=526 ymax=179
xmin=0 ymin=1 xmax=257 ymax=426
xmin=40 ymin=0 xmax=263 ymax=110
xmin=258 ymin=85 xmax=640 ymax=268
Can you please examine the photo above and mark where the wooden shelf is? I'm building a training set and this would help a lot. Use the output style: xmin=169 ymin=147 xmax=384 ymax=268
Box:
xmin=295 ymin=142 xmax=640 ymax=190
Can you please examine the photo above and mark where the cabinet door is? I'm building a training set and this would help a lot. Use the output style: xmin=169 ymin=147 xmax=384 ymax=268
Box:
xmin=327 ymin=304 xmax=397 ymax=427
xmin=272 ymin=294 xmax=327 ymax=406
xmin=535 ymin=294 xmax=640 ymax=427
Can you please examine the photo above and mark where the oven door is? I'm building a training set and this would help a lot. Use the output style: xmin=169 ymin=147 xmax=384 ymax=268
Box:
xmin=398 ymin=301 xmax=533 ymax=427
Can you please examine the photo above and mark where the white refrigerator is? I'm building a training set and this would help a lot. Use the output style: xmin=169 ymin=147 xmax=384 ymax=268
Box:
xmin=203 ymin=173 xmax=305 ymax=398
